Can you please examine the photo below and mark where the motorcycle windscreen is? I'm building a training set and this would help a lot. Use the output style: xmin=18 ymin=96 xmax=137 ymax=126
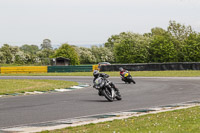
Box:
xmin=94 ymin=77 xmax=103 ymax=86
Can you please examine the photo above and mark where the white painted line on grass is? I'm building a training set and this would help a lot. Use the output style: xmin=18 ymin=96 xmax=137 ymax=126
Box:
xmin=33 ymin=91 xmax=44 ymax=94
xmin=70 ymin=86 xmax=84 ymax=89
xmin=54 ymin=89 xmax=72 ymax=92
xmin=0 ymin=84 xmax=90 ymax=98
xmin=24 ymin=92 xmax=36 ymax=95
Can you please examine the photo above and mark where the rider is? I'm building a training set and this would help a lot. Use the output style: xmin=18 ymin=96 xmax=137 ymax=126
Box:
xmin=93 ymin=70 xmax=120 ymax=96
xmin=119 ymin=67 xmax=136 ymax=84
xmin=119 ymin=67 xmax=127 ymax=82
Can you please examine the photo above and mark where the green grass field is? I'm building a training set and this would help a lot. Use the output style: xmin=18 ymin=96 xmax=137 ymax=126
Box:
xmin=0 ymin=70 xmax=200 ymax=77
xmin=0 ymin=79 xmax=78 ymax=95
xmin=41 ymin=106 xmax=200 ymax=133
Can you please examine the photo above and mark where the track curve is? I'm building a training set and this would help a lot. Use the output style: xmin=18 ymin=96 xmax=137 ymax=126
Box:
xmin=0 ymin=76 xmax=200 ymax=128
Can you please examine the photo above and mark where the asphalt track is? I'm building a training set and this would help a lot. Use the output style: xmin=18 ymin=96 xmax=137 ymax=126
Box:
xmin=0 ymin=76 xmax=200 ymax=128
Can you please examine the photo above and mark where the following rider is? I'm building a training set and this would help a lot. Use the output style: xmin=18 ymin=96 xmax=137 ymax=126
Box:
xmin=119 ymin=67 xmax=127 ymax=82
xmin=119 ymin=67 xmax=136 ymax=84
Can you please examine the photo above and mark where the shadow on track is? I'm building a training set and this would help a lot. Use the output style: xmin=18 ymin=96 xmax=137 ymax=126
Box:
xmin=81 ymin=99 xmax=111 ymax=103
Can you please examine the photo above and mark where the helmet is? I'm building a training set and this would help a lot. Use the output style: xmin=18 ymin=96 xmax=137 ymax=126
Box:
xmin=119 ymin=67 xmax=123 ymax=72
xmin=93 ymin=70 xmax=99 ymax=76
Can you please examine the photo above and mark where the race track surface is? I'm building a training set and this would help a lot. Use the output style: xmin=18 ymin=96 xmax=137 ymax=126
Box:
xmin=0 ymin=76 xmax=200 ymax=128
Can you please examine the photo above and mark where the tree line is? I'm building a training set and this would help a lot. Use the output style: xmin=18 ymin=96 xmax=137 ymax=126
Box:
xmin=0 ymin=21 xmax=200 ymax=65
xmin=105 ymin=20 xmax=200 ymax=63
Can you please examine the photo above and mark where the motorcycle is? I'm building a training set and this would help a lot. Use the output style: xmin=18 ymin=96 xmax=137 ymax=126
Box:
xmin=121 ymin=71 xmax=136 ymax=84
xmin=93 ymin=77 xmax=122 ymax=102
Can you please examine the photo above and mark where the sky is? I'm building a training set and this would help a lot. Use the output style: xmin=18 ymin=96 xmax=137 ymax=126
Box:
xmin=0 ymin=0 xmax=200 ymax=48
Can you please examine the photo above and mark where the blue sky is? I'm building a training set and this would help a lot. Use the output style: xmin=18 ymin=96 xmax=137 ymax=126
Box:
xmin=0 ymin=0 xmax=200 ymax=48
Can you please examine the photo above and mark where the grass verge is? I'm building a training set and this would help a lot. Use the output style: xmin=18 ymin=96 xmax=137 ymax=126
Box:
xmin=0 ymin=79 xmax=78 ymax=95
xmin=41 ymin=106 xmax=200 ymax=133
xmin=0 ymin=70 xmax=200 ymax=77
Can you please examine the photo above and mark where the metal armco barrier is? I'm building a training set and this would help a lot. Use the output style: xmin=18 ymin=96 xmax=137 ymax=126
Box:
xmin=48 ymin=65 xmax=93 ymax=72
xmin=100 ymin=62 xmax=200 ymax=71
xmin=0 ymin=66 xmax=48 ymax=74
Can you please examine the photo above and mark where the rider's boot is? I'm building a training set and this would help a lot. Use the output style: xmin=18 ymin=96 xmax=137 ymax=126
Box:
xmin=122 ymin=78 xmax=126 ymax=83
xmin=110 ymin=82 xmax=121 ymax=96
xmin=116 ymin=90 xmax=121 ymax=97
xmin=113 ymin=87 xmax=121 ymax=96
xmin=98 ymin=90 xmax=103 ymax=96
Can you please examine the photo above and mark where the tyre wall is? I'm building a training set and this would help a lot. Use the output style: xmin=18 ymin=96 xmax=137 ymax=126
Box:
xmin=100 ymin=62 xmax=200 ymax=71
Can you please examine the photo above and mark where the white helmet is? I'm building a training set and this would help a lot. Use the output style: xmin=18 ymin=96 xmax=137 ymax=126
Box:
xmin=119 ymin=67 xmax=123 ymax=72
xmin=93 ymin=70 xmax=99 ymax=76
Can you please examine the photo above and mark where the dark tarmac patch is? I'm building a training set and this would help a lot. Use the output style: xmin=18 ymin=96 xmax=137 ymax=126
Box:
xmin=127 ymin=109 xmax=156 ymax=113
xmin=90 ymin=115 xmax=117 ymax=119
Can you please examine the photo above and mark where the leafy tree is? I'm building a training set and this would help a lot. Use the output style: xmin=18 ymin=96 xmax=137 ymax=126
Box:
xmin=167 ymin=21 xmax=196 ymax=62
xmin=37 ymin=49 xmax=54 ymax=58
xmin=104 ymin=35 xmax=120 ymax=50
xmin=180 ymin=33 xmax=200 ymax=62
xmin=168 ymin=20 xmax=194 ymax=42
xmin=151 ymin=27 xmax=167 ymax=36
xmin=41 ymin=39 xmax=53 ymax=50
xmin=0 ymin=44 xmax=19 ymax=64
xmin=73 ymin=45 xmax=114 ymax=64
xmin=144 ymin=27 xmax=167 ymax=38
xmin=0 ymin=51 xmax=6 ymax=63
xmin=91 ymin=46 xmax=114 ymax=63
xmin=37 ymin=49 xmax=55 ymax=65
xmin=20 ymin=44 xmax=39 ymax=54
xmin=20 ymin=44 xmax=40 ymax=64
xmin=149 ymin=34 xmax=178 ymax=62
xmin=52 ymin=43 xmax=80 ymax=65
xmin=99 ymin=47 xmax=114 ymax=62
xmin=14 ymin=51 xmax=28 ymax=64
xmin=113 ymin=32 xmax=151 ymax=63
xmin=78 ymin=47 xmax=96 ymax=64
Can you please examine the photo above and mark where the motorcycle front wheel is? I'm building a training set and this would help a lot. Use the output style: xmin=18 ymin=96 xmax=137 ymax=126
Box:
xmin=131 ymin=78 xmax=136 ymax=84
xmin=128 ymin=77 xmax=136 ymax=84
xmin=102 ymin=87 xmax=114 ymax=102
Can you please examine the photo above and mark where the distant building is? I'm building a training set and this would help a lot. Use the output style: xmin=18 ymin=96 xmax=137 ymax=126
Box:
xmin=51 ymin=57 xmax=70 ymax=66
